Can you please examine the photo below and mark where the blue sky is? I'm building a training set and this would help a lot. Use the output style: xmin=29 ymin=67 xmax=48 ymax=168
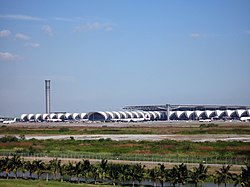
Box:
xmin=0 ymin=0 xmax=250 ymax=116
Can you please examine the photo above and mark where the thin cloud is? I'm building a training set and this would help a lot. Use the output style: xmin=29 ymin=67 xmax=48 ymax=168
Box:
xmin=0 ymin=14 xmax=43 ymax=21
xmin=190 ymin=33 xmax=207 ymax=39
xmin=42 ymin=25 xmax=53 ymax=36
xmin=24 ymin=42 xmax=40 ymax=48
xmin=0 ymin=29 xmax=11 ymax=37
xmin=75 ymin=22 xmax=113 ymax=32
xmin=53 ymin=17 xmax=74 ymax=22
xmin=53 ymin=16 xmax=87 ymax=22
xmin=15 ymin=33 xmax=30 ymax=41
xmin=0 ymin=52 xmax=23 ymax=62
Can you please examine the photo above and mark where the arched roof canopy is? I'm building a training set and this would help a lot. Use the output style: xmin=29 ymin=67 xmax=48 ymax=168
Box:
xmin=35 ymin=114 xmax=42 ymax=121
xmin=28 ymin=114 xmax=35 ymax=121
xmin=119 ymin=111 xmax=127 ymax=119
xmin=21 ymin=114 xmax=28 ymax=121
xmin=125 ymin=111 xmax=133 ymax=119
xmin=65 ymin=113 xmax=73 ymax=120
xmin=185 ymin=111 xmax=194 ymax=119
xmin=131 ymin=111 xmax=139 ymax=118
xmin=137 ymin=111 xmax=144 ymax=118
xmin=106 ymin=111 xmax=114 ymax=119
xmin=57 ymin=113 xmax=66 ymax=120
xmin=80 ymin=113 xmax=88 ymax=119
xmin=112 ymin=111 xmax=121 ymax=119
xmin=42 ymin=114 xmax=49 ymax=121
xmin=49 ymin=113 xmax=57 ymax=119
xmin=72 ymin=113 xmax=80 ymax=120
xmin=88 ymin=112 xmax=109 ymax=121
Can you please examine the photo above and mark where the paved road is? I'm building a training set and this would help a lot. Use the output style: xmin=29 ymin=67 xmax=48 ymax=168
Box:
xmin=7 ymin=134 xmax=249 ymax=142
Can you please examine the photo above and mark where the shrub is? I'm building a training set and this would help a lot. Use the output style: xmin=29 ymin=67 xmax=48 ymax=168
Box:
xmin=0 ymin=135 xmax=19 ymax=142
xmin=59 ymin=127 xmax=69 ymax=132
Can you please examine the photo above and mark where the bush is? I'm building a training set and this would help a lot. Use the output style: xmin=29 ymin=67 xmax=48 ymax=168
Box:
xmin=59 ymin=127 xmax=69 ymax=132
xmin=0 ymin=135 xmax=19 ymax=142
xmin=199 ymin=123 xmax=218 ymax=128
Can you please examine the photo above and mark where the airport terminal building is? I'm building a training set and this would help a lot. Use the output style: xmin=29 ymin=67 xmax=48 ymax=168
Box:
xmin=20 ymin=104 xmax=250 ymax=122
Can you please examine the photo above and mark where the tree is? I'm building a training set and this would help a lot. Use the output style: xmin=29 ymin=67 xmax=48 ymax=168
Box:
xmin=126 ymin=163 xmax=145 ymax=187
xmin=9 ymin=155 xmax=22 ymax=179
xmin=169 ymin=166 xmax=178 ymax=187
xmin=178 ymin=163 xmax=189 ymax=187
xmin=189 ymin=163 xmax=209 ymax=187
xmin=170 ymin=163 xmax=189 ymax=187
xmin=65 ymin=161 xmax=75 ymax=182
xmin=214 ymin=165 xmax=232 ymax=187
xmin=81 ymin=159 xmax=92 ymax=183
xmin=156 ymin=164 xmax=166 ymax=187
xmin=148 ymin=167 xmax=158 ymax=187
xmin=107 ymin=164 xmax=121 ymax=186
xmin=91 ymin=165 xmax=100 ymax=184
xmin=240 ymin=162 xmax=250 ymax=187
xmin=32 ymin=160 xmax=45 ymax=180
xmin=49 ymin=158 xmax=61 ymax=180
xmin=74 ymin=160 xmax=83 ymax=183
xmin=24 ymin=160 xmax=36 ymax=179
xmin=57 ymin=160 xmax=66 ymax=182
xmin=0 ymin=156 xmax=10 ymax=179
xmin=99 ymin=159 xmax=108 ymax=180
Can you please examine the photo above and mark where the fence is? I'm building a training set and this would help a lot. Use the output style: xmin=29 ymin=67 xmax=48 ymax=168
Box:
xmin=0 ymin=151 xmax=248 ymax=165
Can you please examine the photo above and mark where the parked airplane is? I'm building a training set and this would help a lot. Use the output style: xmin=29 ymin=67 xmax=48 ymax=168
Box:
xmin=3 ymin=118 xmax=16 ymax=124
xmin=47 ymin=118 xmax=62 ymax=122
xmin=199 ymin=119 xmax=212 ymax=122
xmin=240 ymin=117 xmax=250 ymax=122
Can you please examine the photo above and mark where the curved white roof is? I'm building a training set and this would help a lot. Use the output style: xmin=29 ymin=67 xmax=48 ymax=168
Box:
xmin=247 ymin=110 xmax=250 ymax=116
xmin=176 ymin=111 xmax=184 ymax=118
xmin=169 ymin=111 xmax=176 ymax=118
xmin=154 ymin=111 xmax=161 ymax=119
xmin=72 ymin=113 xmax=80 ymax=120
xmin=106 ymin=111 xmax=114 ymax=119
xmin=137 ymin=111 xmax=145 ymax=118
xmin=65 ymin=113 xmax=72 ymax=119
xmin=204 ymin=110 xmax=214 ymax=118
xmin=125 ymin=111 xmax=133 ymax=118
xmin=149 ymin=111 xmax=157 ymax=119
xmin=112 ymin=111 xmax=121 ymax=119
xmin=49 ymin=113 xmax=57 ymax=119
xmin=119 ymin=111 xmax=127 ymax=119
xmin=35 ymin=114 xmax=42 ymax=120
xmin=225 ymin=110 xmax=234 ymax=117
xmin=57 ymin=113 xmax=65 ymax=119
xmin=28 ymin=114 xmax=35 ymax=120
xmin=42 ymin=114 xmax=49 ymax=120
xmin=236 ymin=110 xmax=246 ymax=117
xmin=98 ymin=111 xmax=109 ymax=120
xmin=21 ymin=114 xmax=28 ymax=120
xmin=185 ymin=111 xmax=194 ymax=119
xmin=131 ymin=111 xmax=139 ymax=118
xmin=215 ymin=110 xmax=224 ymax=117
xmin=80 ymin=113 xmax=87 ymax=119
xmin=195 ymin=111 xmax=203 ymax=118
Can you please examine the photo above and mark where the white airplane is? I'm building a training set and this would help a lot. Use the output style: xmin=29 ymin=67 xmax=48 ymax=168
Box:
xmin=240 ymin=117 xmax=250 ymax=122
xmin=3 ymin=118 xmax=16 ymax=124
xmin=199 ymin=119 xmax=212 ymax=122
xmin=131 ymin=118 xmax=145 ymax=122
xmin=47 ymin=118 xmax=62 ymax=122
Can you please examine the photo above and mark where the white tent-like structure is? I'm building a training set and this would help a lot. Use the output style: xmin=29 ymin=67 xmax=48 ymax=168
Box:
xmin=20 ymin=104 xmax=250 ymax=122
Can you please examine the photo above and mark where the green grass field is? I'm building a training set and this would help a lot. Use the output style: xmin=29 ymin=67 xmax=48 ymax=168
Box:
xmin=0 ymin=179 xmax=115 ymax=187
xmin=1 ymin=123 xmax=250 ymax=135
xmin=1 ymin=123 xmax=250 ymax=163
xmin=1 ymin=138 xmax=250 ymax=159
